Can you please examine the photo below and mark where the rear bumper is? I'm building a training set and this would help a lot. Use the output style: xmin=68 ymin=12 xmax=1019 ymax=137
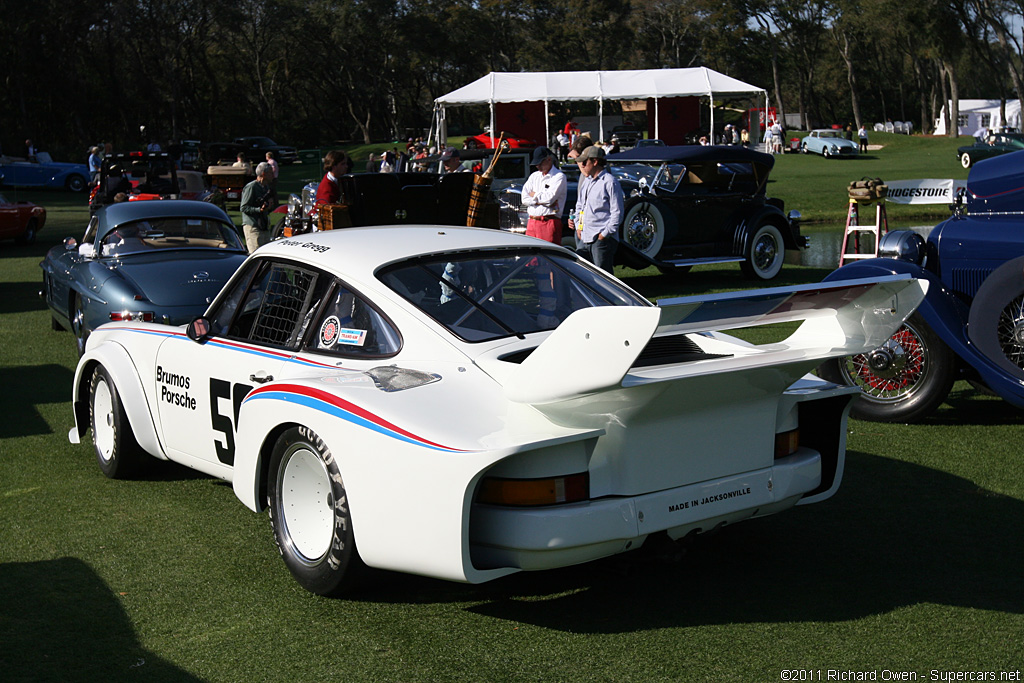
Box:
xmin=469 ymin=449 xmax=820 ymax=571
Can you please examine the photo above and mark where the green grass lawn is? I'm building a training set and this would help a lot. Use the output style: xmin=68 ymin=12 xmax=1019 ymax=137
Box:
xmin=1 ymin=140 xmax=1021 ymax=682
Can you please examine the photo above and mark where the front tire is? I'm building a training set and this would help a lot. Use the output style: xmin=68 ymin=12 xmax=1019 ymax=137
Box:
xmin=622 ymin=200 xmax=669 ymax=259
xmin=740 ymin=223 xmax=785 ymax=280
xmin=960 ymin=152 xmax=973 ymax=168
xmin=817 ymin=312 xmax=955 ymax=423
xmin=268 ymin=426 xmax=364 ymax=596
xmin=89 ymin=365 xmax=145 ymax=478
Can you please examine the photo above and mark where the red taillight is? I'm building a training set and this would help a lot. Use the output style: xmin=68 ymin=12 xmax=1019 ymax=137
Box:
xmin=109 ymin=310 xmax=155 ymax=322
xmin=774 ymin=429 xmax=800 ymax=459
xmin=477 ymin=473 xmax=589 ymax=507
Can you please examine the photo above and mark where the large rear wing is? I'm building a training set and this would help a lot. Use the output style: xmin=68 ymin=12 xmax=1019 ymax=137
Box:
xmin=504 ymin=275 xmax=926 ymax=405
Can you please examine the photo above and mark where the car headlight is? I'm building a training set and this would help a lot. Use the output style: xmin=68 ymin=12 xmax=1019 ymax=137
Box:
xmin=878 ymin=230 xmax=925 ymax=265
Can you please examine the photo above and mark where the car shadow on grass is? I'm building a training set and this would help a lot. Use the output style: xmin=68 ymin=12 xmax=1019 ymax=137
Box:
xmin=352 ymin=450 xmax=1023 ymax=632
xmin=0 ymin=558 xmax=202 ymax=681
xmin=0 ymin=279 xmax=51 ymax=315
xmin=0 ymin=364 xmax=76 ymax=438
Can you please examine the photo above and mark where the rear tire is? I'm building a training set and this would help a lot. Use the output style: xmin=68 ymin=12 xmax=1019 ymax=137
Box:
xmin=89 ymin=365 xmax=145 ymax=478
xmin=740 ymin=223 xmax=785 ymax=280
xmin=15 ymin=218 xmax=37 ymax=245
xmin=268 ymin=426 xmax=365 ymax=596
xmin=66 ymin=174 xmax=87 ymax=192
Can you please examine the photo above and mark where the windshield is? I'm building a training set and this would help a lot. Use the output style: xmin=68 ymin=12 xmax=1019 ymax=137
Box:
xmin=99 ymin=217 xmax=245 ymax=257
xmin=608 ymin=162 xmax=660 ymax=185
xmin=379 ymin=249 xmax=648 ymax=342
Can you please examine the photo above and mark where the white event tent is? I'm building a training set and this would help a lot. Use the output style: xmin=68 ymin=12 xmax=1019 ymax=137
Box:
xmin=432 ymin=68 xmax=768 ymax=146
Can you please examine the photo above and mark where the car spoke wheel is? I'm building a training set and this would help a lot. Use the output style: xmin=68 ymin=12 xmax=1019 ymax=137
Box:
xmin=817 ymin=313 xmax=954 ymax=423
xmin=622 ymin=201 xmax=667 ymax=259
xmin=968 ymin=255 xmax=1024 ymax=381
xmin=996 ymin=293 xmax=1024 ymax=370
xmin=89 ymin=365 xmax=145 ymax=478
xmin=740 ymin=223 xmax=784 ymax=280
xmin=960 ymin=152 xmax=972 ymax=168
xmin=268 ymin=426 xmax=364 ymax=596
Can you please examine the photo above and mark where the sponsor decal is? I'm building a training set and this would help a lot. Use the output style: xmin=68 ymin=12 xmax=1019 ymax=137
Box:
xmin=885 ymin=179 xmax=968 ymax=204
xmin=320 ymin=315 xmax=341 ymax=347
xmin=278 ymin=239 xmax=331 ymax=253
xmin=157 ymin=365 xmax=196 ymax=410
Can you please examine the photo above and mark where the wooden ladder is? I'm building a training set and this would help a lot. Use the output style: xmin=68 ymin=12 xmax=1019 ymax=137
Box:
xmin=839 ymin=198 xmax=889 ymax=266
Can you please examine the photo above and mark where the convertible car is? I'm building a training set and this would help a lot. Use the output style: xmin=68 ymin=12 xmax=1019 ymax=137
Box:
xmin=0 ymin=152 xmax=90 ymax=192
xmin=0 ymin=193 xmax=46 ymax=244
xmin=463 ymin=131 xmax=537 ymax=150
xmin=497 ymin=146 xmax=805 ymax=279
xmin=956 ymin=131 xmax=1024 ymax=168
xmin=801 ymin=130 xmax=859 ymax=158
xmin=819 ymin=150 xmax=1024 ymax=422
xmin=68 ymin=225 xmax=924 ymax=595
xmin=89 ymin=151 xmax=181 ymax=213
xmin=40 ymin=200 xmax=247 ymax=354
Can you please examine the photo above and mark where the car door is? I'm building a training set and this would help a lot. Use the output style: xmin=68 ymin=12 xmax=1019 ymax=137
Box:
xmin=153 ymin=257 xmax=333 ymax=470
xmin=0 ymin=195 xmax=16 ymax=239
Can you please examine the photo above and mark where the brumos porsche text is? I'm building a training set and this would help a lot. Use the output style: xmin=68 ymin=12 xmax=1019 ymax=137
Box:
xmin=157 ymin=366 xmax=196 ymax=410
xmin=669 ymin=486 xmax=751 ymax=512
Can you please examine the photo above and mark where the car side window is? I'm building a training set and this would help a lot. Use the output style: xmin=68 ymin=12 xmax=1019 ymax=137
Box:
xmin=305 ymin=283 xmax=400 ymax=358
xmin=83 ymin=215 xmax=99 ymax=244
xmin=209 ymin=259 xmax=327 ymax=348
xmin=655 ymin=164 xmax=685 ymax=192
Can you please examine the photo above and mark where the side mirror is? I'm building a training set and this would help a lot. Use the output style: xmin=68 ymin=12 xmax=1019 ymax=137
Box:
xmin=187 ymin=316 xmax=212 ymax=342
xmin=64 ymin=236 xmax=78 ymax=250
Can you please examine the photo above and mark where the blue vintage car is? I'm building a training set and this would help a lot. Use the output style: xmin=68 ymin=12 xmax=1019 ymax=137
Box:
xmin=40 ymin=200 xmax=248 ymax=354
xmin=818 ymin=149 xmax=1024 ymax=421
xmin=801 ymin=129 xmax=859 ymax=158
xmin=1 ymin=152 xmax=91 ymax=192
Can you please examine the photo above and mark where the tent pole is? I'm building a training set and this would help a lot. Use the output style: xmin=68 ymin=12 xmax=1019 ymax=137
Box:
xmin=655 ymin=98 xmax=660 ymax=140
xmin=490 ymin=102 xmax=495 ymax=146
xmin=545 ymin=100 xmax=550 ymax=147
xmin=709 ymin=96 xmax=714 ymax=143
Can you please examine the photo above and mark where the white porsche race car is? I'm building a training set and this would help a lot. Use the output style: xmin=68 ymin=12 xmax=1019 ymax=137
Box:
xmin=69 ymin=226 xmax=925 ymax=596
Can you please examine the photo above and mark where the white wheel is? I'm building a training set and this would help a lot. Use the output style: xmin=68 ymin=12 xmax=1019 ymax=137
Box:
xmin=741 ymin=223 xmax=785 ymax=280
xmin=268 ymin=426 xmax=364 ymax=595
xmin=622 ymin=201 xmax=667 ymax=258
xmin=89 ymin=365 xmax=144 ymax=478
xmin=960 ymin=152 xmax=972 ymax=168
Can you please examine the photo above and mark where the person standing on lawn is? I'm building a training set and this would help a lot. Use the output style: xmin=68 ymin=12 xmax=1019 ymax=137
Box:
xmin=567 ymin=145 xmax=622 ymax=272
xmin=240 ymin=162 xmax=273 ymax=253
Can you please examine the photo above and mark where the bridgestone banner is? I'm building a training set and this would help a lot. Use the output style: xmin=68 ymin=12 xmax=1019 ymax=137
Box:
xmin=885 ymin=179 xmax=968 ymax=204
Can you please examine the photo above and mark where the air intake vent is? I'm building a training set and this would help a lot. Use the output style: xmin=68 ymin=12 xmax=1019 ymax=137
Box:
xmin=950 ymin=267 xmax=992 ymax=299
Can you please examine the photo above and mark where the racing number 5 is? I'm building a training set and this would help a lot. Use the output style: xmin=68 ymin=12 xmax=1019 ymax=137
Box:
xmin=210 ymin=378 xmax=252 ymax=466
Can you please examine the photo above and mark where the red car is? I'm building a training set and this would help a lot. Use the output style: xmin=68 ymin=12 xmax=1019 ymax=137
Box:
xmin=0 ymin=193 xmax=45 ymax=244
xmin=463 ymin=131 xmax=536 ymax=150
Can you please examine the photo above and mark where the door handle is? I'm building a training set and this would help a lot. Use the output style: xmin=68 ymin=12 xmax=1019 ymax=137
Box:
xmin=249 ymin=373 xmax=274 ymax=384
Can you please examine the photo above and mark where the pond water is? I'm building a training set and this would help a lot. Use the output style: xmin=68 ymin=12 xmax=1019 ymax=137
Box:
xmin=791 ymin=221 xmax=937 ymax=269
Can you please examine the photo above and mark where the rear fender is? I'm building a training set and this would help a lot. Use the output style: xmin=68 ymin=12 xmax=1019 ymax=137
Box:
xmin=70 ymin=342 xmax=165 ymax=459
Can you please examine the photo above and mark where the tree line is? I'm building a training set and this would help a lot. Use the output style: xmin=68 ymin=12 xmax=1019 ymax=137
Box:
xmin=2 ymin=0 xmax=1021 ymax=161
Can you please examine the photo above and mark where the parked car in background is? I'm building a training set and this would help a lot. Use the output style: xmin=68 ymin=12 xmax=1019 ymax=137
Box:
xmin=0 ymin=193 xmax=46 ymax=244
xmin=463 ymin=131 xmax=537 ymax=150
xmin=634 ymin=139 xmax=667 ymax=148
xmin=956 ymin=131 xmax=1024 ymax=168
xmin=66 ymin=223 xmax=924 ymax=595
xmin=800 ymin=130 xmax=859 ymax=157
xmin=607 ymin=145 xmax=804 ymax=279
xmin=233 ymin=136 xmax=298 ymax=165
xmin=199 ymin=142 xmax=247 ymax=168
xmin=89 ymin=152 xmax=180 ymax=213
xmin=819 ymin=150 xmax=1024 ymax=422
xmin=40 ymin=200 xmax=247 ymax=355
xmin=0 ymin=152 xmax=90 ymax=192
xmin=610 ymin=124 xmax=643 ymax=147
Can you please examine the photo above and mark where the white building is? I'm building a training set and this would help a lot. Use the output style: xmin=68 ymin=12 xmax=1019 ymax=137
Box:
xmin=933 ymin=99 xmax=1021 ymax=135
